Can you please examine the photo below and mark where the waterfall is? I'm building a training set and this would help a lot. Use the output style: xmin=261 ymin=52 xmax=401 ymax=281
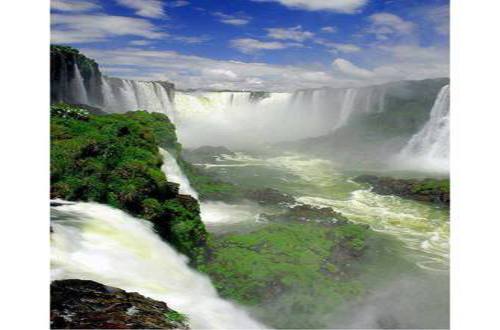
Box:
xmin=333 ymin=88 xmax=358 ymax=131
xmin=69 ymin=64 xmax=88 ymax=104
xmin=398 ymin=85 xmax=450 ymax=171
xmin=159 ymin=148 xmax=198 ymax=199
xmin=100 ymin=77 xmax=175 ymax=118
xmin=51 ymin=202 xmax=265 ymax=329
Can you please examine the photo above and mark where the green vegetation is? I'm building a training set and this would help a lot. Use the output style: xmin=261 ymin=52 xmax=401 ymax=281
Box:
xmin=51 ymin=103 xmax=207 ymax=262
xmin=412 ymin=178 xmax=450 ymax=194
xmin=164 ymin=310 xmax=188 ymax=324
xmin=201 ymin=221 xmax=369 ymax=328
xmin=51 ymin=45 xmax=98 ymax=79
xmin=178 ymin=159 xmax=243 ymax=201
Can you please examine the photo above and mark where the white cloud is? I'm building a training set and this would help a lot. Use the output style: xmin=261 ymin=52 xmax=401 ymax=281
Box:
xmin=321 ymin=26 xmax=337 ymax=33
xmin=368 ymin=13 xmax=414 ymax=40
xmin=316 ymin=39 xmax=361 ymax=53
xmin=51 ymin=0 xmax=100 ymax=12
xmin=167 ymin=1 xmax=190 ymax=7
xmin=230 ymin=38 xmax=289 ymax=54
xmin=426 ymin=5 xmax=449 ymax=36
xmin=332 ymin=58 xmax=374 ymax=78
xmin=116 ymin=0 xmax=165 ymax=18
xmin=266 ymin=25 xmax=314 ymax=42
xmin=213 ymin=12 xmax=251 ymax=26
xmin=51 ymin=13 xmax=166 ymax=43
xmin=129 ymin=39 xmax=153 ymax=46
xmin=253 ymin=0 xmax=368 ymax=13
xmin=80 ymin=47 xmax=347 ymax=90
xmin=172 ymin=35 xmax=211 ymax=44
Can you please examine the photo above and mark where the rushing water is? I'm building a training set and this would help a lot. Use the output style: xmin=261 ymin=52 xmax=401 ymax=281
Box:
xmin=397 ymin=84 xmax=450 ymax=172
xmin=196 ymin=151 xmax=450 ymax=273
xmin=50 ymin=202 xmax=265 ymax=329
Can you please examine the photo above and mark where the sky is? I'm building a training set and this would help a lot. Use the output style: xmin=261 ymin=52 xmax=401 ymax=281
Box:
xmin=51 ymin=0 xmax=449 ymax=91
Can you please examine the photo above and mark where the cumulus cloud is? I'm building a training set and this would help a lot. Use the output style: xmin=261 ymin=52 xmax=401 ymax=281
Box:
xmin=332 ymin=58 xmax=374 ymax=78
xmin=321 ymin=26 xmax=337 ymax=33
xmin=266 ymin=25 xmax=314 ymax=42
xmin=253 ymin=0 xmax=368 ymax=13
xmin=77 ymin=41 xmax=448 ymax=92
xmin=51 ymin=13 xmax=166 ymax=43
xmin=368 ymin=13 xmax=415 ymax=40
xmin=213 ymin=12 xmax=251 ymax=26
xmin=230 ymin=38 xmax=291 ymax=54
xmin=51 ymin=0 xmax=100 ymax=12
xmin=116 ymin=0 xmax=165 ymax=18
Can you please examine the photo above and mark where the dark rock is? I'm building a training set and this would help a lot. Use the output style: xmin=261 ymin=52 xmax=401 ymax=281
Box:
xmin=262 ymin=203 xmax=348 ymax=225
xmin=353 ymin=175 xmax=450 ymax=207
xmin=50 ymin=279 xmax=189 ymax=329
xmin=244 ymin=188 xmax=295 ymax=205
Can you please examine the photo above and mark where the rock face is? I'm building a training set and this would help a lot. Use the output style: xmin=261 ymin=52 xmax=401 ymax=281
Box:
xmin=353 ymin=175 xmax=450 ymax=207
xmin=50 ymin=279 xmax=189 ymax=329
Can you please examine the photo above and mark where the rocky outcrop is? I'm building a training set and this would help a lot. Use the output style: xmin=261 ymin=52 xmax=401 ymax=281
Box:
xmin=353 ymin=175 xmax=450 ymax=207
xmin=51 ymin=279 xmax=189 ymax=329
xmin=51 ymin=45 xmax=103 ymax=106
xmin=261 ymin=203 xmax=349 ymax=224
xmin=244 ymin=188 xmax=295 ymax=205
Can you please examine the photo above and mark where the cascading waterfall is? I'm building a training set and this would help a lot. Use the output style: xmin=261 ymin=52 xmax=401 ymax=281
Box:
xmin=333 ymin=88 xmax=358 ymax=131
xmin=398 ymin=85 xmax=450 ymax=172
xmin=100 ymin=77 xmax=176 ymax=118
xmin=69 ymin=64 xmax=88 ymax=105
xmin=50 ymin=202 xmax=265 ymax=329
xmin=173 ymin=86 xmax=388 ymax=147
xmin=159 ymin=148 xmax=198 ymax=198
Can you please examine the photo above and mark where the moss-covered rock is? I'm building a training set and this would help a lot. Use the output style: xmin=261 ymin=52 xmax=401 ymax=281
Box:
xmin=353 ymin=175 xmax=450 ymax=207
xmin=51 ymin=103 xmax=207 ymax=262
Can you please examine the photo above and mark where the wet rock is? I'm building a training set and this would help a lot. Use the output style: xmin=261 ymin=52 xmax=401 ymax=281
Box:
xmin=50 ymin=279 xmax=189 ymax=329
xmin=353 ymin=175 xmax=450 ymax=207
xmin=244 ymin=188 xmax=295 ymax=205
xmin=262 ymin=203 xmax=348 ymax=225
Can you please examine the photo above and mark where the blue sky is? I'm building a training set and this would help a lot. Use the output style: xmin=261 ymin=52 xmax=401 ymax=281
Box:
xmin=51 ymin=0 xmax=449 ymax=91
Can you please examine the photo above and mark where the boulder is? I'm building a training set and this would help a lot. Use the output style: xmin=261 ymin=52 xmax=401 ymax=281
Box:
xmin=50 ymin=279 xmax=189 ymax=329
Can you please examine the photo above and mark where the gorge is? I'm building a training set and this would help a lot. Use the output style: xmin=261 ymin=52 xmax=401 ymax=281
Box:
xmin=50 ymin=45 xmax=450 ymax=329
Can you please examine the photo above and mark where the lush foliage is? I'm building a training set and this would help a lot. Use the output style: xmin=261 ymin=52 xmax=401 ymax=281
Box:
xmin=51 ymin=104 xmax=207 ymax=261
xmin=201 ymin=221 xmax=369 ymax=327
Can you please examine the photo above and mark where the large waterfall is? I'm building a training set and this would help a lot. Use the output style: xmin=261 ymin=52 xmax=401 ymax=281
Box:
xmin=173 ymin=86 xmax=387 ymax=147
xmin=52 ymin=58 xmax=176 ymax=118
xmin=397 ymin=85 xmax=450 ymax=172
xmin=50 ymin=202 xmax=264 ymax=329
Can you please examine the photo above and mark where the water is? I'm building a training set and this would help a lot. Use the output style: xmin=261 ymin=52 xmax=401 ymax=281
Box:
xmin=397 ymin=85 xmax=450 ymax=172
xmin=50 ymin=202 xmax=265 ymax=329
xmin=101 ymin=77 xmax=175 ymax=118
xmin=173 ymin=87 xmax=388 ymax=148
xmin=197 ymin=151 xmax=450 ymax=273
xmin=160 ymin=147 xmax=198 ymax=198
xmin=70 ymin=64 xmax=88 ymax=104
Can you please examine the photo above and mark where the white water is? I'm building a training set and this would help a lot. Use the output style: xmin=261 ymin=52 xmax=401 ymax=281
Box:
xmin=70 ymin=64 xmax=88 ymax=104
xmin=51 ymin=202 xmax=265 ymax=329
xmin=397 ymin=85 xmax=450 ymax=172
xmin=333 ymin=88 xmax=358 ymax=131
xmin=101 ymin=77 xmax=175 ymax=118
xmin=174 ymin=87 xmax=386 ymax=147
xmin=160 ymin=148 xmax=198 ymax=198
xmin=159 ymin=147 xmax=262 ymax=232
